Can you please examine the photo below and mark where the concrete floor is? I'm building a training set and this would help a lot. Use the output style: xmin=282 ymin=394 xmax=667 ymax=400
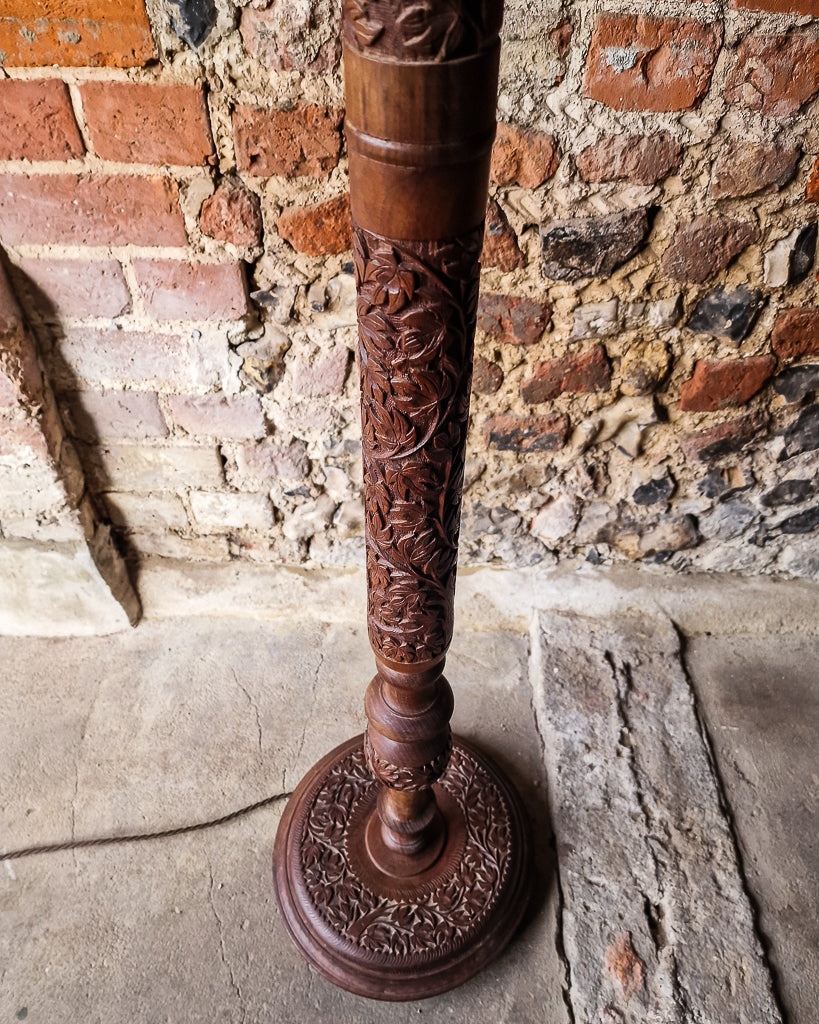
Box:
xmin=0 ymin=571 xmax=816 ymax=1023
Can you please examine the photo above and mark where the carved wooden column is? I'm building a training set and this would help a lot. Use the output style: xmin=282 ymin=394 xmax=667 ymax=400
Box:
xmin=273 ymin=0 xmax=530 ymax=1000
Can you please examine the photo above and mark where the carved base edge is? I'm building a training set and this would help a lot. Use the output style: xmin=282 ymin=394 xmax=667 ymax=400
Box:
xmin=272 ymin=735 xmax=531 ymax=1001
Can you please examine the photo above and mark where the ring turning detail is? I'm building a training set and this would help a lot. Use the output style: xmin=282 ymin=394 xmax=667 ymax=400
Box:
xmin=273 ymin=0 xmax=531 ymax=999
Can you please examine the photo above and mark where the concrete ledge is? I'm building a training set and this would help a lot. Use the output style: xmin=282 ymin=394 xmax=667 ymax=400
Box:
xmin=134 ymin=558 xmax=819 ymax=638
xmin=0 ymin=540 xmax=136 ymax=636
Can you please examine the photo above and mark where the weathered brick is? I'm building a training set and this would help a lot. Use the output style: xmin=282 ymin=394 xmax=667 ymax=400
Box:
xmin=14 ymin=258 xmax=130 ymax=319
xmin=477 ymin=293 xmax=551 ymax=346
xmin=132 ymin=260 xmax=248 ymax=321
xmin=129 ymin=532 xmax=231 ymax=561
xmin=482 ymin=199 xmax=525 ymax=271
xmin=0 ymin=334 xmax=43 ymax=410
xmin=61 ymin=389 xmax=168 ymax=441
xmin=771 ymin=308 xmax=819 ymax=361
xmin=0 ymin=174 xmax=187 ymax=247
xmin=521 ymin=346 xmax=611 ymax=404
xmin=189 ymin=490 xmax=274 ymax=531
xmin=808 ymin=157 xmax=819 ymax=203
xmin=725 ymin=29 xmax=819 ymax=118
xmin=278 ymin=194 xmax=351 ymax=257
xmin=577 ymin=132 xmax=682 ymax=186
xmin=229 ymin=440 xmax=310 ymax=486
xmin=0 ymin=80 xmax=83 ymax=161
xmin=542 ymin=209 xmax=649 ymax=281
xmin=83 ymin=442 xmax=224 ymax=491
xmin=0 ymin=0 xmax=155 ymax=68
xmin=291 ymin=344 xmax=349 ymax=397
xmin=709 ymin=139 xmax=801 ymax=199
xmin=0 ymin=265 xmax=23 ymax=333
xmin=199 ymin=184 xmax=262 ymax=247
xmin=484 ymin=413 xmax=570 ymax=451
xmin=107 ymin=491 xmax=188 ymax=532
xmin=472 ymin=357 xmax=504 ymax=395
xmin=661 ymin=217 xmax=759 ymax=284
xmin=584 ymin=16 xmax=722 ymax=112
xmin=233 ymin=104 xmax=343 ymax=177
xmin=51 ymin=328 xmax=193 ymax=388
xmin=167 ymin=393 xmax=266 ymax=440
xmin=679 ymin=357 xmax=776 ymax=412
xmin=490 ymin=123 xmax=558 ymax=189
xmin=240 ymin=4 xmax=340 ymax=74
xmin=679 ymin=412 xmax=768 ymax=463
xmin=80 ymin=82 xmax=213 ymax=165
xmin=731 ymin=0 xmax=818 ymax=13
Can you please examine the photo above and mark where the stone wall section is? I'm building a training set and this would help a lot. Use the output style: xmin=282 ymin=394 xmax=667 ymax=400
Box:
xmin=0 ymin=0 xmax=816 ymax=578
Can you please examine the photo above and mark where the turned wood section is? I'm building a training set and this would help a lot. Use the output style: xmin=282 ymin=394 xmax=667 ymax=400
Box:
xmin=273 ymin=0 xmax=531 ymax=999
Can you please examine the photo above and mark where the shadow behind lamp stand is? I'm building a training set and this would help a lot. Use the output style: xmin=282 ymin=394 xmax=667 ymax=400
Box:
xmin=273 ymin=0 xmax=531 ymax=999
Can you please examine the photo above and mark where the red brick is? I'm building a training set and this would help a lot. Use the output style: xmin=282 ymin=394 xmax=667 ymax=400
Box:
xmin=490 ymin=123 xmax=558 ymax=189
xmin=771 ymin=308 xmax=819 ymax=361
xmin=14 ymin=257 xmax=130 ymax=319
xmin=0 ymin=80 xmax=83 ymax=161
xmin=484 ymin=413 xmax=570 ymax=451
xmin=477 ymin=293 xmax=551 ymax=346
xmin=661 ymin=216 xmax=759 ymax=284
xmin=50 ymin=328 xmax=194 ymax=387
xmin=807 ymin=156 xmax=819 ymax=203
xmin=679 ymin=356 xmax=776 ymax=412
xmin=521 ymin=346 xmax=611 ymax=404
xmin=725 ymin=29 xmax=819 ymax=118
xmin=577 ymin=132 xmax=682 ymax=185
xmin=167 ymin=393 xmax=266 ymax=440
xmin=61 ymin=389 xmax=168 ymax=441
xmin=472 ymin=357 xmax=503 ymax=395
xmin=132 ymin=260 xmax=248 ymax=321
xmin=680 ymin=412 xmax=768 ymax=462
xmin=278 ymin=194 xmax=351 ymax=257
xmin=233 ymin=104 xmax=343 ymax=177
xmin=709 ymin=139 xmax=800 ymax=199
xmin=584 ymin=16 xmax=722 ymax=112
xmin=482 ymin=199 xmax=525 ymax=271
xmin=199 ymin=184 xmax=262 ymax=247
xmin=0 ymin=174 xmax=187 ymax=247
xmin=731 ymin=0 xmax=819 ymax=21
xmin=240 ymin=5 xmax=340 ymax=74
xmin=0 ymin=0 xmax=155 ymax=68
xmin=80 ymin=82 xmax=213 ymax=166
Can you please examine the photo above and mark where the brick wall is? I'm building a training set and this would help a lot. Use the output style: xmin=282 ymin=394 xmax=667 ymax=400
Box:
xmin=0 ymin=0 xmax=816 ymax=578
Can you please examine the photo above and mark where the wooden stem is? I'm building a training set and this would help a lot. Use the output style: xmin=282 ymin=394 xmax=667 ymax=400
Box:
xmin=347 ymin=0 xmax=502 ymax=878
xmin=272 ymin=1 xmax=531 ymax=999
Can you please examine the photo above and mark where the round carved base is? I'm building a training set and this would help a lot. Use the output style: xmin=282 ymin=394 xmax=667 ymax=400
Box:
xmin=273 ymin=734 xmax=531 ymax=1001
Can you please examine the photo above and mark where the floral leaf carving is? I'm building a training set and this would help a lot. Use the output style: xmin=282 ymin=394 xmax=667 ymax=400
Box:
xmin=299 ymin=745 xmax=513 ymax=957
xmin=354 ymin=222 xmax=483 ymax=665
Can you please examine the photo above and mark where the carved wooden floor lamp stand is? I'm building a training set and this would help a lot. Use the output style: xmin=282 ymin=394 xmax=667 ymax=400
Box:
xmin=273 ymin=0 xmax=530 ymax=1000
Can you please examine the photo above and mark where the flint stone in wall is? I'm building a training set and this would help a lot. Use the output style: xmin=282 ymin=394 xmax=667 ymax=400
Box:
xmin=761 ymin=479 xmax=815 ymax=508
xmin=779 ymin=404 xmax=819 ymax=461
xmin=166 ymin=0 xmax=218 ymax=48
xmin=777 ymin=506 xmax=819 ymax=534
xmin=764 ymin=224 xmax=817 ymax=288
xmin=773 ymin=364 xmax=819 ymax=404
xmin=541 ymin=208 xmax=649 ymax=282
xmin=686 ymin=285 xmax=765 ymax=341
